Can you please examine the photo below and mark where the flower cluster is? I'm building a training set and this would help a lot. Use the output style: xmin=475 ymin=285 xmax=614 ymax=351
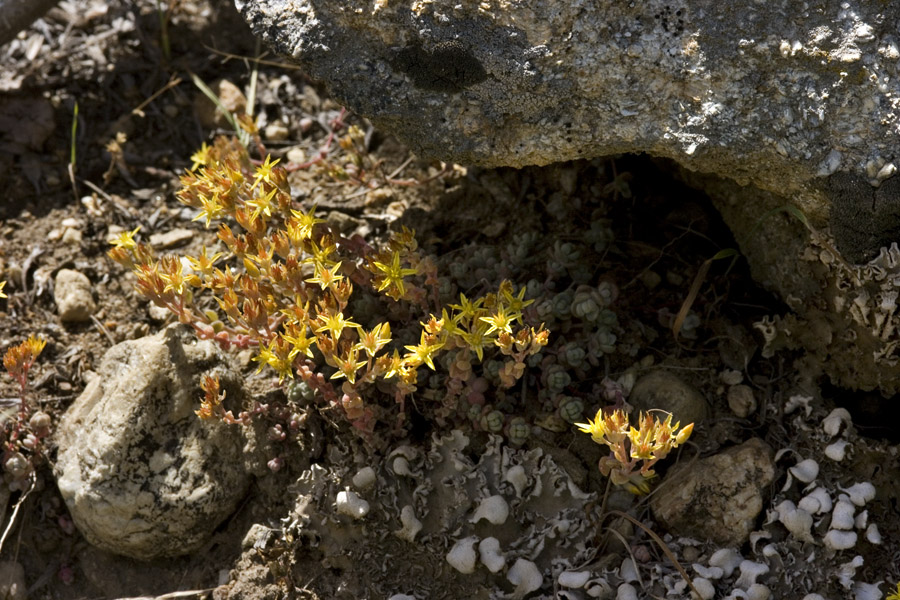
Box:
xmin=576 ymin=408 xmax=693 ymax=494
xmin=0 ymin=309 xmax=52 ymax=490
xmin=108 ymin=137 xmax=547 ymax=440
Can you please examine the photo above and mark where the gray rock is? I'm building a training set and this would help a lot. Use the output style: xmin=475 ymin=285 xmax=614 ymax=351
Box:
xmin=629 ymin=369 xmax=710 ymax=426
xmin=54 ymin=268 xmax=96 ymax=322
xmin=54 ymin=324 xmax=250 ymax=561
xmin=237 ymin=0 xmax=899 ymax=235
xmin=650 ymin=438 xmax=775 ymax=546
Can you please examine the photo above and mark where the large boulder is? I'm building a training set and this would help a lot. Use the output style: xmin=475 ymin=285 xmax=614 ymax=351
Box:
xmin=54 ymin=324 xmax=251 ymax=561
xmin=237 ymin=0 xmax=900 ymax=394
xmin=237 ymin=0 xmax=900 ymax=257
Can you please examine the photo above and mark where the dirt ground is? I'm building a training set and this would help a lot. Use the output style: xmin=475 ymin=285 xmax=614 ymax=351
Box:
xmin=1 ymin=1 xmax=899 ymax=599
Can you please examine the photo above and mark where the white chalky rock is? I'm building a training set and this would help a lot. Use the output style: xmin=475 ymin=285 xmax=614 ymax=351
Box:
xmin=352 ymin=466 xmax=377 ymax=490
xmin=54 ymin=325 xmax=250 ymax=560
xmin=693 ymin=563 xmax=724 ymax=580
xmin=789 ymin=459 xmax=819 ymax=484
xmin=838 ymin=555 xmax=864 ymax=589
xmin=842 ymin=482 xmax=876 ymax=506
xmin=708 ymin=548 xmax=743 ymax=578
xmin=446 ymin=537 xmax=478 ymax=574
xmin=854 ymin=510 xmax=868 ymax=530
xmin=799 ymin=487 xmax=833 ymax=515
xmin=504 ymin=465 xmax=528 ymax=497
xmin=734 ymin=561 xmax=769 ymax=590
xmin=802 ymin=595 xmax=826 ymax=600
xmin=824 ymin=440 xmax=850 ymax=461
xmin=823 ymin=408 xmax=852 ymax=436
xmin=335 ymin=489 xmax=369 ymax=519
xmin=478 ymin=537 xmax=505 ymax=573
xmin=619 ymin=557 xmax=639 ymax=583
xmin=775 ymin=500 xmax=814 ymax=543
xmin=470 ymin=494 xmax=509 ymax=525
xmin=746 ymin=583 xmax=772 ymax=600
xmin=394 ymin=505 xmax=422 ymax=542
xmin=853 ymin=582 xmax=883 ymax=600
xmin=865 ymin=523 xmax=882 ymax=544
xmin=831 ymin=499 xmax=856 ymax=530
xmin=388 ymin=595 xmax=416 ymax=600
xmin=824 ymin=529 xmax=858 ymax=550
xmin=558 ymin=570 xmax=591 ymax=588
xmin=392 ymin=456 xmax=412 ymax=476
xmin=615 ymin=583 xmax=638 ymax=600
xmin=691 ymin=577 xmax=716 ymax=600
xmin=54 ymin=268 xmax=96 ymax=322
xmin=507 ymin=558 xmax=542 ymax=598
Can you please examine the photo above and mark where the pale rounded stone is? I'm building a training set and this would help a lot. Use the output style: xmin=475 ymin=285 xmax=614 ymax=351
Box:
xmin=54 ymin=324 xmax=251 ymax=560
xmin=54 ymin=268 xmax=96 ymax=322
xmin=650 ymin=438 xmax=774 ymax=546
xmin=629 ymin=369 xmax=710 ymax=425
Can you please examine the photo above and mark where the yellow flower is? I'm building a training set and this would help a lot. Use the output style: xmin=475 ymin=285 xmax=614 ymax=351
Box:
xmin=330 ymin=349 xmax=367 ymax=385
xmin=373 ymin=251 xmax=418 ymax=299
xmin=109 ymin=226 xmax=141 ymax=250
xmin=306 ymin=261 xmax=344 ymax=290
xmin=288 ymin=205 xmax=325 ymax=243
xmin=0 ymin=280 xmax=6 ymax=299
xmin=479 ymin=305 xmax=520 ymax=336
xmin=251 ymin=155 xmax=281 ymax=190
xmin=886 ymin=582 xmax=900 ymax=600
xmin=186 ymin=246 xmax=223 ymax=276
xmin=354 ymin=322 xmax=391 ymax=358
xmin=189 ymin=142 xmax=211 ymax=171
xmin=315 ymin=311 xmax=359 ymax=339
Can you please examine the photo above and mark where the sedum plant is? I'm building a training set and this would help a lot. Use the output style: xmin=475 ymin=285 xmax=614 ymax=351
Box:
xmin=0 ymin=281 xmax=52 ymax=491
xmin=576 ymin=408 xmax=693 ymax=494
xmin=108 ymin=137 xmax=548 ymax=441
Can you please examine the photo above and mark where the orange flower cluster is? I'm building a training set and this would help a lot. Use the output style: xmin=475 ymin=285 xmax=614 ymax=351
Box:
xmin=108 ymin=137 xmax=547 ymax=436
xmin=576 ymin=408 xmax=693 ymax=494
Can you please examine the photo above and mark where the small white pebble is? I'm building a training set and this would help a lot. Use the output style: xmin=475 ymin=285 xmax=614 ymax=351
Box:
xmin=854 ymin=510 xmax=868 ymax=530
xmin=504 ymin=465 xmax=528 ymax=497
xmin=392 ymin=456 xmax=412 ymax=476
xmin=352 ymin=466 xmax=377 ymax=489
xmin=824 ymin=440 xmax=849 ymax=461
xmin=558 ymin=570 xmax=591 ymax=588
xmin=616 ymin=583 xmax=638 ymax=600
xmin=478 ymin=537 xmax=506 ymax=573
xmin=832 ymin=499 xmax=856 ymax=530
xmin=335 ymin=489 xmax=369 ymax=519
xmin=708 ymin=548 xmax=743 ymax=577
xmin=789 ymin=458 xmax=819 ymax=483
xmin=692 ymin=563 xmax=724 ymax=580
xmin=865 ymin=523 xmax=882 ymax=544
xmin=507 ymin=558 xmax=542 ymax=596
xmin=746 ymin=583 xmax=771 ymax=600
xmin=802 ymin=595 xmax=826 ymax=600
xmin=842 ymin=482 xmax=876 ymax=506
xmin=470 ymin=495 xmax=509 ymax=525
xmin=691 ymin=577 xmax=715 ymax=600
xmin=799 ymin=487 xmax=833 ymax=515
xmin=620 ymin=557 xmax=639 ymax=583
xmin=824 ymin=529 xmax=858 ymax=550
xmin=735 ymin=561 xmax=769 ymax=590
xmin=388 ymin=595 xmax=416 ymax=600
xmin=823 ymin=408 xmax=852 ymax=436
xmin=446 ymin=537 xmax=478 ymax=574
xmin=776 ymin=500 xmax=814 ymax=542
xmin=394 ymin=505 xmax=422 ymax=542
xmin=853 ymin=581 xmax=883 ymax=600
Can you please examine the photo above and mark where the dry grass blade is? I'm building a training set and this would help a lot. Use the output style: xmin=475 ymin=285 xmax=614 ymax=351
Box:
xmin=605 ymin=509 xmax=702 ymax=598
xmin=672 ymin=248 xmax=738 ymax=339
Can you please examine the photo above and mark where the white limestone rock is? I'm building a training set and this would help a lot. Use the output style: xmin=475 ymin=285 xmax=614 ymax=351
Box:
xmin=54 ymin=324 xmax=251 ymax=560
